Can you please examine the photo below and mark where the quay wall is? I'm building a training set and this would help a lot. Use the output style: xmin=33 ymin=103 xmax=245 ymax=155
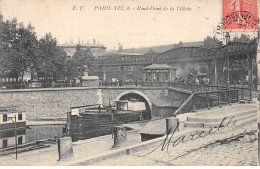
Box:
xmin=0 ymin=87 xmax=167 ymax=119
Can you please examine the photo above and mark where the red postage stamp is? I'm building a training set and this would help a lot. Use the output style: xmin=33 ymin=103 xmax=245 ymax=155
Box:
xmin=222 ymin=0 xmax=258 ymax=30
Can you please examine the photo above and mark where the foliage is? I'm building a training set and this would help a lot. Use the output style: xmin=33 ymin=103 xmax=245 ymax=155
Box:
xmin=0 ymin=17 xmax=39 ymax=82
xmin=233 ymin=34 xmax=251 ymax=43
xmin=203 ymin=36 xmax=222 ymax=48
xmin=177 ymin=41 xmax=183 ymax=47
xmin=173 ymin=41 xmax=184 ymax=48
xmin=186 ymin=62 xmax=208 ymax=75
xmin=38 ymin=33 xmax=68 ymax=80
xmin=72 ymin=44 xmax=94 ymax=74
xmin=0 ymin=13 xmax=71 ymax=84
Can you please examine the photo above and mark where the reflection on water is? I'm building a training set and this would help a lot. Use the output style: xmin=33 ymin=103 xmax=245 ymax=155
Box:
xmin=0 ymin=125 xmax=63 ymax=149
xmin=26 ymin=125 xmax=63 ymax=143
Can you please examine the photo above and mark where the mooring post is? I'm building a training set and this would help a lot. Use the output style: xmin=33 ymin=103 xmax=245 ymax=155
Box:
xmin=241 ymin=86 xmax=244 ymax=99
xmin=166 ymin=118 xmax=179 ymax=133
xmin=57 ymin=137 xmax=73 ymax=161
xmin=206 ymin=88 xmax=210 ymax=109
xmin=192 ymin=95 xmax=196 ymax=112
xmin=217 ymin=86 xmax=220 ymax=107
xmin=15 ymin=115 xmax=17 ymax=160
xmin=228 ymin=89 xmax=231 ymax=105
xmin=112 ymin=126 xmax=127 ymax=148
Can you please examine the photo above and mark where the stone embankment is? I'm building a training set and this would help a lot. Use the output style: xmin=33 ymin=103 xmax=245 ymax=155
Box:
xmin=0 ymin=103 xmax=257 ymax=166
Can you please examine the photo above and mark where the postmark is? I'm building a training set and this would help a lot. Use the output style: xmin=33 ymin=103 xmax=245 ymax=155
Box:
xmin=222 ymin=0 xmax=258 ymax=30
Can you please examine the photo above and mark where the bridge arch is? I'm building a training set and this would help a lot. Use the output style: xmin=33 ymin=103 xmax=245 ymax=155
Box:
xmin=115 ymin=90 xmax=152 ymax=120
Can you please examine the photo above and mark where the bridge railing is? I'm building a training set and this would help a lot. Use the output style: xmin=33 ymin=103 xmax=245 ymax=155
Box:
xmin=0 ymin=82 xmax=73 ymax=89
xmin=168 ymin=82 xmax=219 ymax=92
xmin=230 ymin=85 xmax=251 ymax=101
xmin=167 ymin=82 xmax=251 ymax=101
xmin=0 ymin=80 xmax=252 ymax=101
xmin=173 ymin=88 xmax=239 ymax=116
xmin=141 ymin=81 xmax=170 ymax=87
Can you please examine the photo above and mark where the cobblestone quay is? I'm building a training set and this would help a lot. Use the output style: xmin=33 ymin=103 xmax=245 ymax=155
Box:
xmin=92 ymin=122 xmax=258 ymax=166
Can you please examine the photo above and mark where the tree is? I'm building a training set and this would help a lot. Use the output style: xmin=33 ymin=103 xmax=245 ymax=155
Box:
xmin=233 ymin=34 xmax=251 ymax=43
xmin=0 ymin=14 xmax=73 ymax=87
xmin=203 ymin=36 xmax=222 ymax=48
xmin=177 ymin=41 xmax=184 ymax=48
xmin=72 ymin=44 xmax=94 ymax=74
xmin=63 ymin=59 xmax=78 ymax=79
xmin=0 ymin=15 xmax=39 ymax=86
xmin=38 ymin=33 xmax=68 ymax=81
xmin=173 ymin=41 xmax=184 ymax=48
xmin=0 ymin=14 xmax=6 ymax=71
xmin=0 ymin=17 xmax=19 ymax=71
xmin=16 ymin=23 xmax=39 ymax=82
xmin=186 ymin=62 xmax=208 ymax=75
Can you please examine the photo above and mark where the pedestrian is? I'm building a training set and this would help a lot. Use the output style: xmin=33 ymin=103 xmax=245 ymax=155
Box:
xmin=62 ymin=125 xmax=67 ymax=137
xmin=195 ymin=78 xmax=199 ymax=85
xmin=139 ymin=113 xmax=144 ymax=121
xmin=98 ymin=105 xmax=101 ymax=114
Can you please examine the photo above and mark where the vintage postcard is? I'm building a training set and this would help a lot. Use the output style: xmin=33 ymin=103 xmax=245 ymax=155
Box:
xmin=0 ymin=0 xmax=259 ymax=166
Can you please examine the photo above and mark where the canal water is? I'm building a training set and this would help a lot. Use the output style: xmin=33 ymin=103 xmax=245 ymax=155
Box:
xmin=26 ymin=125 xmax=63 ymax=143
xmin=0 ymin=125 xmax=63 ymax=149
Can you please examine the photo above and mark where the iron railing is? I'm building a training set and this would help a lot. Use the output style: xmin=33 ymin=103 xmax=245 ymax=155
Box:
xmin=0 ymin=81 xmax=252 ymax=101
xmin=173 ymin=88 xmax=239 ymax=116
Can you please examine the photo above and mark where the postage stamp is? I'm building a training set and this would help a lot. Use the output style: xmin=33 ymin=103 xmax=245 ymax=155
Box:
xmin=222 ymin=0 xmax=258 ymax=30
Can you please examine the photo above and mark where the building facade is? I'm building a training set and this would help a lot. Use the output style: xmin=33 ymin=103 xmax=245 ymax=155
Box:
xmin=142 ymin=64 xmax=177 ymax=85
xmin=58 ymin=39 xmax=107 ymax=59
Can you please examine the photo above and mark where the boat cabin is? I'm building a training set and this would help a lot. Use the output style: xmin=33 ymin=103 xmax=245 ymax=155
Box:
xmin=114 ymin=100 xmax=146 ymax=112
xmin=0 ymin=106 xmax=26 ymax=149
xmin=0 ymin=106 xmax=26 ymax=124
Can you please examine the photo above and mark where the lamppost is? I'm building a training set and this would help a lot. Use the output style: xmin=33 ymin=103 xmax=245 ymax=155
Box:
xmin=224 ymin=32 xmax=231 ymax=105
xmin=225 ymin=32 xmax=231 ymax=90
xmin=249 ymin=39 xmax=256 ymax=102
xmin=7 ymin=115 xmax=18 ymax=160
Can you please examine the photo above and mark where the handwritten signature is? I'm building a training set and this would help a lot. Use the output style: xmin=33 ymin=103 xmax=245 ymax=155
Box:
xmin=140 ymin=116 xmax=246 ymax=159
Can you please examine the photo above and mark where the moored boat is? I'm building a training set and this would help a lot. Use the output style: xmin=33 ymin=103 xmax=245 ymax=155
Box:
xmin=0 ymin=106 xmax=26 ymax=149
xmin=66 ymin=99 xmax=148 ymax=141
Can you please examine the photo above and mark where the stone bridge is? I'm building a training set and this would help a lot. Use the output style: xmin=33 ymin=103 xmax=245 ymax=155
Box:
xmin=0 ymin=87 xmax=189 ymax=120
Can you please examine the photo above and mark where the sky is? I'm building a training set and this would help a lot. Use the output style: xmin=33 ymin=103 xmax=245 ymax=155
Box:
xmin=0 ymin=0 xmax=257 ymax=50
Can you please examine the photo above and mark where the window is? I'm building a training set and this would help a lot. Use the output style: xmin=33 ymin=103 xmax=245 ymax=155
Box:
xmin=3 ymin=114 xmax=7 ymax=122
xmin=18 ymin=114 xmax=23 ymax=120
xmin=2 ymin=139 xmax=7 ymax=148
xmin=18 ymin=136 xmax=23 ymax=145
xmin=165 ymin=74 xmax=169 ymax=82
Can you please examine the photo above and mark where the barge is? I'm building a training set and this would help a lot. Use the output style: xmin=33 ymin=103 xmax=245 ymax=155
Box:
xmin=66 ymin=99 xmax=148 ymax=142
xmin=0 ymin=106 xmax=26 ymax=149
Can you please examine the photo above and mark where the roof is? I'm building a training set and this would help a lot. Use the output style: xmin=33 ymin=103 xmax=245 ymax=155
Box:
xmin=121 ymin=41 xmax=204 ymax=54
xmin=150 ymin=96 xmax=183 ymax=107
xmin=0 ymin=106 xmax=21 ymax=114
xmin=143 ymin=64 xmax=176 ymax=70
xmin=58 ymin=43 xmax=106 ymax=49
xmin=145 ymin=49 xmax=157 ymax=55
xmin=139 ymin=119 xmax=166 ymax=135
xmin=98 ymin=52 xmax=142 ymax=60
xmin=115 ymin=100 xmax=144 ymax=103
xmin=81 ymin=76 xmax=99 ymax=80
xmin=197 ymin=72 xmax=207 ymax=76
xmin=118 ymin=52 xmax=142 ymax=56
xmin=115 ymin=100 xmax=128 ymax=103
